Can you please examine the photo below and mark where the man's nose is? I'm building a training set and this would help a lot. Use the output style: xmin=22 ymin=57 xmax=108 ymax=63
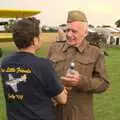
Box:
xmin=67 ymin=31 xmax=73 ymax=37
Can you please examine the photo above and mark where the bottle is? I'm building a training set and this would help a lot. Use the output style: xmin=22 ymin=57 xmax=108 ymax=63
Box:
xmin=65 ymin=62 xmax=75 ymax=91
xmin=66 ymin=62 xmax=75 ymax=75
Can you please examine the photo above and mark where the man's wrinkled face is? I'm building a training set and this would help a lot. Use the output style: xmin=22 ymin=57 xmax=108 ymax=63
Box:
xmin=66 ymin=21 xmax=88 ymax=46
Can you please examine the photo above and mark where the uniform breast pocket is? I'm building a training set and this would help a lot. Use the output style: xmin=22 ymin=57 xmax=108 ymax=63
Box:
xmin=75 ymin=56 xmax=95 ymax=76
xmin=49 ymin=55 xmax=66 ymax=76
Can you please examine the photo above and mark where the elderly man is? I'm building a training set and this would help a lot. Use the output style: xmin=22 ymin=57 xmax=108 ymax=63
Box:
xmin=48 ymin=10 xmax=110 ymax=120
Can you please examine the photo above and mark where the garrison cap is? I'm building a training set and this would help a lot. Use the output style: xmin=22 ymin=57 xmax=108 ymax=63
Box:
xmin=67 ymin=10 xmax=87 ymax=23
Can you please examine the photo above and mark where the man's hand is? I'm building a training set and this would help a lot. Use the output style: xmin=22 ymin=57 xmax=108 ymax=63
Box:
xmin=61 ymin=71 xmax=80 ymax=87
xmin=52 ymin=87 xmax=68 ymax=106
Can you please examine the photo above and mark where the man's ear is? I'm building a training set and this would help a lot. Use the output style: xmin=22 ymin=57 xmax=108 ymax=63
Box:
xmin=33 ymin=37 xmax=39 ymax=46
xmin=84 ymin=30 xmax=88 ymax=38
xmin=83 ymin=25 xmax=88 ymax=38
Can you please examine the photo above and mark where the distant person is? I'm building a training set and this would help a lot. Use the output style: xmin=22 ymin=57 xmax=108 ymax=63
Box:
xmin=110 ymin=36 xmax=115 ymax=45
xmin=56 ymin=25 xmax=67 ymax=42
xmin=0 ymin=48 xmax=2 ymax=57
xmin=1 ymin=17 xmax=67 ymax=120
xmin=48 ymin=10 xmax=110 ymax=120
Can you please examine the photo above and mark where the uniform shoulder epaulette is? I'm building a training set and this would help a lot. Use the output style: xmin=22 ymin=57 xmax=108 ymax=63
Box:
xmin=56 ymin=39 xmax=66 ymax=43
xmin=50 ymin=41 xmax=65 ymax=50
xmin=100 ymin=50 xmax=105 ymax=55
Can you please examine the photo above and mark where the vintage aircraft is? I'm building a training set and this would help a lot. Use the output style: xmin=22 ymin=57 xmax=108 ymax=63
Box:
xmin=0 ymin=9 xmax=41 ymax=42
xmin=6 ymin=74 xmax=27 ymax=92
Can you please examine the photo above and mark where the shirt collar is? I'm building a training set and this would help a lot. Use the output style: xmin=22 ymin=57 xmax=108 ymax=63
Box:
xmin=62 ymin=39 xmax=89 ymax=53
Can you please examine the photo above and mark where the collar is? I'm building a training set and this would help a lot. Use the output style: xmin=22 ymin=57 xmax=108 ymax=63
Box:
xmin=62 ymin=39 xmax=89 ymax=53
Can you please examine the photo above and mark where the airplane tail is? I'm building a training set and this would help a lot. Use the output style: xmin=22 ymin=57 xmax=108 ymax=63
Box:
xmin=21 ymin=74 xmax=27 ymax=82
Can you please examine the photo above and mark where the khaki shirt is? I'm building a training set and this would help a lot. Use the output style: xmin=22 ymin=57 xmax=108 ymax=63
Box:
xmin=48 ymin=40 xmax=109 ymax=120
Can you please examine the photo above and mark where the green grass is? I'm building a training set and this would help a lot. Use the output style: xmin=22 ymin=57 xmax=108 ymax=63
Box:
xmin=0 ymin=44 xmax=120 ymax=120
xmin=94 ymin=48 xmax=120 ymax=120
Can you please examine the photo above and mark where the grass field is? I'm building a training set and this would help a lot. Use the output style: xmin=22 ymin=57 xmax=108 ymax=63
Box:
xmin=0 ymin=33 xmax=120 ymax=120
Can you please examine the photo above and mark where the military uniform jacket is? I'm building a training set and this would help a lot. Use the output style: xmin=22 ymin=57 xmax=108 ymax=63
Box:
xmin=48 ymin=39 xmax=109 ymax=120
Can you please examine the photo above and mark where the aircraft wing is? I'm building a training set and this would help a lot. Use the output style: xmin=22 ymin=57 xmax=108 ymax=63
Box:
xmin=0 ymin=33 xmax=12 ymax=42
xmin=0 ymin=9 xmax=41 ymax=18
xmin=11 ymin=84 xmax=18 ymax=92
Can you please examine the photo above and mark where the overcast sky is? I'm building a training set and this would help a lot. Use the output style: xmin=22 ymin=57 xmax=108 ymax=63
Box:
xmin=0 ymin=0 xmax=119 ymax=27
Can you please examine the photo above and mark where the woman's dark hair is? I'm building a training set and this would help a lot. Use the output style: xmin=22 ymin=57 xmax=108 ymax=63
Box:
xmin=12 ymin=17 xmax=40 ymax=49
